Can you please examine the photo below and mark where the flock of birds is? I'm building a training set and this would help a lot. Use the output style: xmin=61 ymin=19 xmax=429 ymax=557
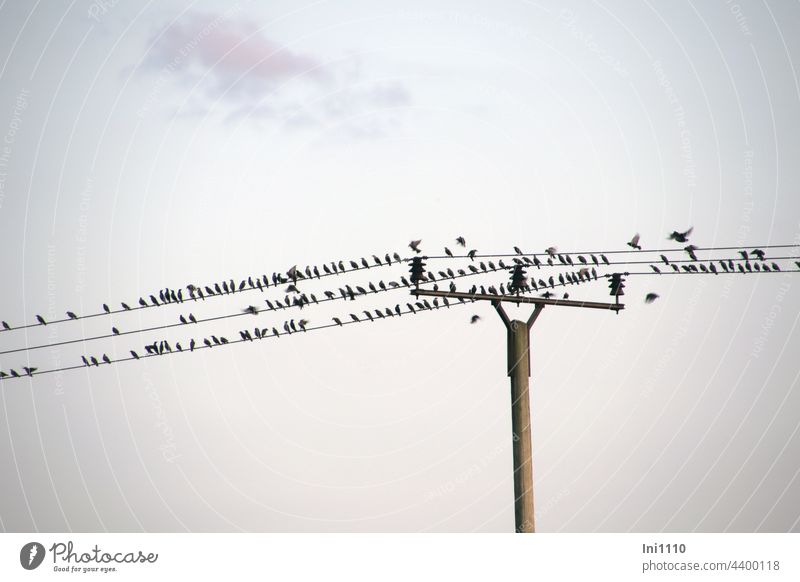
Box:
xmin=0 ymin=228 xmax=797 ymax=380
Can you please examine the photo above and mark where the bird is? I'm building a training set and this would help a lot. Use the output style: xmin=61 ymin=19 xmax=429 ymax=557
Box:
xmin=22 ymin=367 xmax=37 ymax=377
xmin=298 ymin=319 xmax=308 ymax=331
xmin=601 ymin=255 xmax=610 ymax=265
xmin=66 ymin=311 xmax=78 ymax=320
xmin=243 ymin=305 xmax=259 ymax=315
xmin=668 ymin=227 xmax=693 ymax=242
xmin=36 ymin=315 xmax=46 ymax=326
xmin=644 ymin=293 xmax=660 ymax=304
xmin=772 ymin=262 xmax=780 ymax=271
xmin=444 ymin=247 xmax=453 ymax=257
xmin=332 ymin=317 xmax=343 ymax=326
xmin=287 ymin=265 xmax=298 ymax=281
xmin=514 ymin=246 xmax=523 ymax=255
xmin=651 ymin=265 xmax=661 ymax=274
xmin=130 ymin=350 xmax=140 ymax=360
xmin=189 ymin=313 xmax=197 ymax=324
xmin=467 ymin=249 xmax=477 ymax=261
xmin=103 ymin=303 xmax=110 ymax=314
xmin=627 ymin=233 xmax=642 ymax=250
xmin=470 ymin=315 xmax=481 ymax=324
xmin=541 ymin=291 xmax=554 ymax=299
xmin=752 ymin=249 xmax=766 ymax=261
xmin=112 ymin=327 xmax=120 ymax=335
xmin=121 ymin=302 xmax=131 ymax=311
xmin=190 ymin=339 xmax=196 ymax=351
xmin=684 ymin=245 xmax=699 ymax=261
xmin=81 ymin=356 xmax=90 ymax=367
xmin=1 ymin=321 xmax=10 ymax=330
xmin=456 ymin=236 xmax=466 ymax=247
xmin=102 ymin=354 xmax=110 ymax=364
xmin=545 ymin=247 xmax=557 ymax=257
xmin=409 ymin=239 xmax=422 ymax=253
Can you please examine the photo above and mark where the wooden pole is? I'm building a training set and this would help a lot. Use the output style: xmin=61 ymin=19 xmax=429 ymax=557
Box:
xmin=495 ymin=302 xmax=544 ymax=532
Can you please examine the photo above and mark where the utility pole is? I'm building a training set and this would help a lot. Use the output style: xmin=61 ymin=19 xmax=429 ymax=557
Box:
xmin=410 ymin=263 xmax=624 ymax=532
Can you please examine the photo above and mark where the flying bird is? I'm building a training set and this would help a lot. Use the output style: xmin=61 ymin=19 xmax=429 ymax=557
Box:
xmin=644 ymin=293 xmax=660 ymax=304
xmin=470 ymin=315 xmax=481 ymax=324
xmin=456 ymin=236 xmax=466 ymax=247
xmin=243 ymin=305 xmax=259 ymax=315
xmin=668 ymin=227 xmax=693 ymax=243
xmin=545 ymin=247 xmax=557 ymax=257
xmin=409 ymin=239 xmax=422 ymax=253
xmin=627 ymin=233 xmax=642 ymax=250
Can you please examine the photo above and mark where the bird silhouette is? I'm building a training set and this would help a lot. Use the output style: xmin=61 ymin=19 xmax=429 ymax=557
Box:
xmin=752 ymin=249 xmax=766 ymax=261
xmin=470 ymin=315 xmax=481 ymax=324
xmin=121 ymin=302 xmax=131 ymax=310
xmin=684 ymin=245 xmax=699 ymax=260
xmin=36 ymin=315 xmax=46 ymax=326
xmin=81 ymin=356 xmax=89 ymax=367
xmin=668 ymin=227 xmax=693 ymax=242
xmin=243 ymin=305 xmax=259 ymax=315
xmin=1 ymin=321 xmax=9 ymax=330
xmin=409 ymin=240 xmax=422 ymax=253
xmin=627 ymin=233 xmax=642 ymax=250
xmin=644 ymin=293 xmax=660 ymax=304
xmin=22 ymin=367 xmax=37 ymax=377
xmin=444 ymin=247 xmax=453 ymax=257
xmin=456 ymin=236 xmax=466 ymax=247
xmin=67 ymin=311 xmax=78 ymax=320
xmin=90 ymin=356 xmax=99 ymax=366
xmin=131 ymin=350 xmax=140 ymax=360
xmin=112 ymin=327 xmax=120 ymax=335
xmin=332 ymin=317 xmax=343 ymax=326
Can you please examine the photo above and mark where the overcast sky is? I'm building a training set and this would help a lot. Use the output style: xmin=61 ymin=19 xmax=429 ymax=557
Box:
xmin=1 ymin=0 xmax=799 ymax=532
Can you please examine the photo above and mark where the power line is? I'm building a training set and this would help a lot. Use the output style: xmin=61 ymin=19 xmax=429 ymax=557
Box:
xmin=418 ymin=243 xmax=800 ymax=261
xmin=0 ymin=250 xmax=405 ymax=334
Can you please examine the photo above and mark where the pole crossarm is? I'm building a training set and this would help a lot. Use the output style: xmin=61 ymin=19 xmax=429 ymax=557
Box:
xmin=411 ymin=288 xmax=624 ymax=312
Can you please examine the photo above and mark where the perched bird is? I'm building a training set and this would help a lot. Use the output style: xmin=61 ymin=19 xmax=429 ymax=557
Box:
xmin=644 ymin=293 xmax=660 ymax=304
xmin=772 ymin=262 xmax=781 ymax=271
xmin=684 ymin=245 xmax=699 ymax=261
xmin=332 ymin=317 xmax=343 ymax=326
xmin=22 ymin=367 xmax=37 ymax=377
xmin=90 ymin=356 xmax=99 ymax=366
xmin=409 ymin=239 xmax=422 ymax=253
xmin=470 ymin=315 xmax=481 ymax=324
xmin=190 ymin=339 xmax=196 ymax=351
xmin=298 ymin=319 xmax=308 ymax=331
xmin=189 ymin=313 xmax=197 ymax=324
xmin=1 ymin=321 xmax=10 ymax=330
xmin=651 ymin=265 xmax=661 ymax=274
xmin=130 ymin=350 xmax=140 ymax=360
xmin=752 ymin=249 xmax=766 ymax=261
xmin=81 ymin=356 xmax=90 ymax=367
xmin=102 ymin=354 xmax=111 ymax=364
xmin=67 ymin=311 xmax=78 ymax=320
xmin=514 ymin=246 xmax=523 ymax=255
xmin=444 ymin=247 xmax=453 ymax=257
xmin=456 ymin=236 xmax=466 ymax=247
xmin=541 ymin=291 xmax=554 ymax=299
xmin=112 ymin=327 xmax=120 ymax=335
xmin=660 ymin=254 xmax=670 ymax=265
xmin=103 ymin=304 xmax=110 ymax=314
xmin=627 ymin=233 xmax=642 ymax=250
xmin=36 ymin=315 xmax=46 ymax=326
xmin=467 ymin=249 xmax=477 ymax=261
xmin=243 ymin=305 xmax=259 ymax=315
xmin=668 ymin=227 xmax=693 ymax=242
xmin=121 ymin=302 xmax=131 ymax=311
xmin=287 ymin=265 xmax=298 ymax=281
xmin=545 ymin=247 xmax=557 ymax=257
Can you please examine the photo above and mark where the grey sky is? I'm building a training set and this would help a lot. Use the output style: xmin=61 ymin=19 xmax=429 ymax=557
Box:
xmin=0 ymin=0 xmax=799 ymax=532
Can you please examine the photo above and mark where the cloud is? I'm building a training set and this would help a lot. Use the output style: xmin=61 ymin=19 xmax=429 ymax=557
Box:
xmin=141 ymin=10 xmax=411 ymax=136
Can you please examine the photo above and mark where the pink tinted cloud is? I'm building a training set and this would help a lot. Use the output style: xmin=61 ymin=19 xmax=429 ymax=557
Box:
xmin=148 ymin=11 xmax=326 ymax=96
